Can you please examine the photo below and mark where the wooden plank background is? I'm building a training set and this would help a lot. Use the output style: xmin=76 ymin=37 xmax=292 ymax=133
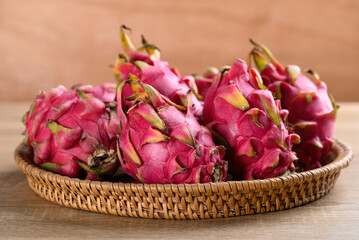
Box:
xmin=0 ymin=0 xmax=358 ymax=101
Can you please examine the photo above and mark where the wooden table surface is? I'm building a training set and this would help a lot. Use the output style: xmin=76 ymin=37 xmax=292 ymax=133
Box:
xmin=1 ymin=102 xmax=358 ymax=239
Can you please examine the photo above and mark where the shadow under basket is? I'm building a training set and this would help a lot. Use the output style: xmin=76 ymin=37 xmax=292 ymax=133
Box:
xmin=14 ymin=139 xmax=353 ymax=220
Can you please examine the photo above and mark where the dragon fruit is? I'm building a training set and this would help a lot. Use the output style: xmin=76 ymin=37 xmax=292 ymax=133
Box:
xmin=202 ymin=59 xmax=299 ymax=180
xmin=116 ymin=76 xmax=227 ymax=184
xmin=112 ymin=25 xmax=204 ymax=118
xmin=249 ymin=40 xmax=338 ymax=170
xmin=23 ymin=83 xmax=120 ymax=180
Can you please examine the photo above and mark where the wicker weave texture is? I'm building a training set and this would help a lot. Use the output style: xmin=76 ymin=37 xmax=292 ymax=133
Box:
xmin=14 ymin=139 xmax=353 ymax=220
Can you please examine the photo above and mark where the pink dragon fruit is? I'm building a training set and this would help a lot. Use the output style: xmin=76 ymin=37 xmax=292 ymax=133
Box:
xmin=116 ymin=76 xmax=227 ymax=184
xmin=249 ymin=40 xmax=338 ymax=170
xmin=23 ymin=83 xmax=120 ymax=180
xmin=202 ymin=59 xmax=299 ymax=180
xmin=193 ymin=67 xmax=219 ymax=98
xmin=112 ymin=25 xmax=204 ymax=118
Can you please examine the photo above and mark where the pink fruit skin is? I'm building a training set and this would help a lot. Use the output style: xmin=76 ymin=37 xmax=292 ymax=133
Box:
xmin=260 ymin=64 xmax=336 ymax=170
xmin=194 ymin=67 xmax=219 ymax=99
xmin=23 ymin=83 xmax=120 ymax=179
xmin=203 ymin=59 xmax=299 ymax=180
xmin=117 ymin=80 xmax=227 ymax=184
xmin=195 ymin=77 xmax=213 ymax=99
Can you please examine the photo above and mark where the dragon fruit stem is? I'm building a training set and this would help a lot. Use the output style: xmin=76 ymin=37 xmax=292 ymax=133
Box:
xmin=304 ymin=69 xmax=322 ymax=86
xmin=249 ymin=38 xmax=284 ymax=72
xmin=120 ymin=25 xmax=136 ymax=53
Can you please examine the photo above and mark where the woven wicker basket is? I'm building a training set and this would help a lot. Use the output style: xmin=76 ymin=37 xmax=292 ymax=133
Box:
xmin=14 ymin=139 xmax=353 ymax=220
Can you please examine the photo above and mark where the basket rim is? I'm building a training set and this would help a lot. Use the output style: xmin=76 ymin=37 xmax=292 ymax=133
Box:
xmin=14 ymin=138 xmax=353 ymax=190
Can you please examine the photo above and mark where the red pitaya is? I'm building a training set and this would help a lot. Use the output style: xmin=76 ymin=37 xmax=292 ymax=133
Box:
xmin=23 ymin=83 xmax=120 ymax=180
xmin=112 ymin=25 xmax=203 ymax=118
xmin=249 ymin=40 xmax=338 ymax=170
xmin=202 ymin=59 xmax=299 ymax=180
xmin=116 ymin=75 xmax=227 ymax=184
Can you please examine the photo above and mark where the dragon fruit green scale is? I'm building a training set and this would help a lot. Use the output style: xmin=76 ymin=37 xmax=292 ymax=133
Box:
xmin=203 ymin=59 xmax=299 ymax=180
xmin=116 ymin=76 xmax=227 ymax=184
xmin=23 ymin=84 xmax=120 ymax=180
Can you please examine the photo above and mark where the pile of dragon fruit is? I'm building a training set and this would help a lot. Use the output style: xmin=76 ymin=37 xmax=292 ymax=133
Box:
xmin=23 ymin=26 xmax=338 ymax=183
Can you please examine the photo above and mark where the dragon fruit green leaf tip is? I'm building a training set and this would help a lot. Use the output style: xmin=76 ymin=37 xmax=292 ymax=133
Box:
xmin=202 ymin=59 xmax=300 ymax=180
xmin=112 ymin=25 xmax=204 ymax=119
xmin=248 ymin=39 xmax=338 ymax=171
xmin=116 ymin=75 xmax=227 ymax=184
xmin=23 ymin=83 xmax=120 ymax=180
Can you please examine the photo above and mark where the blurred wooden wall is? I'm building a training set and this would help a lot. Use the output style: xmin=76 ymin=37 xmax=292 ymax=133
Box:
xmin=0 ymin=0 xmax=358 ymax=101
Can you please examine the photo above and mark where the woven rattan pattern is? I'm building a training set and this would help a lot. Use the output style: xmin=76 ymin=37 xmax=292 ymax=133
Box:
xmin=14 ymin=139 xmax=353 ymax=220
